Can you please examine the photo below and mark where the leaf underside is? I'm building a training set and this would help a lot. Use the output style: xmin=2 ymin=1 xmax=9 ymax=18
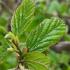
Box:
xmin=24 ymin=52 xmax=49 ymax=70
xmin=26 ymin=18 xmax=66 ymax=52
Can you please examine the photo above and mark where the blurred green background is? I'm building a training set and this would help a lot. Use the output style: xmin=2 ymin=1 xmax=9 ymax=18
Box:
xmin=0 ymin=0 xmax=70 ymax=70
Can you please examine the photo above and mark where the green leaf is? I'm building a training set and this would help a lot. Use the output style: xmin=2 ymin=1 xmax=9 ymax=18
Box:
xmin=26 ymin=18 xmax=66 ymax=52
xmin=59 ymin=3 xmax=68 ymax=16
xmin=24 ymin=52 xmax=48 ymax=70
xmin=11 ymin=0 xmax=35 ymax=41
xmin=48 ymin=0 xmax=60 ymax=14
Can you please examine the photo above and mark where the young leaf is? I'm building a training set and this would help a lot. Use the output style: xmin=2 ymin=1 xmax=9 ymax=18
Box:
xmin=11 ymin=0 xmax=35 ymax=41
xmin=26 ymin=18 xmax=66 ymax=52
xmin=24 ymin=52 xmax=49 ymax=70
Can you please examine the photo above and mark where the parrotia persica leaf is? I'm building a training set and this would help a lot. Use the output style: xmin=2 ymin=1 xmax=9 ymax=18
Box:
xmin=24 ymin=52 xmax=49 ymax=70
xmin=26 ymin=18 xmax=67 ymax=52
xmin=11 ymin=0 xmax=35 ymax=41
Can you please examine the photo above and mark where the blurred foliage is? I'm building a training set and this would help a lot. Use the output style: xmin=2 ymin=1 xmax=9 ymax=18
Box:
xmin=0 ymin=0 xmax=70 ymax=70
xmin=47 ymin=50 xmax=70 ymax=70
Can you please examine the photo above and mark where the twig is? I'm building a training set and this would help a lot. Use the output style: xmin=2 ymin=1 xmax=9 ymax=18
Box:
xmin=0 ymin=1 xmax=13 ymax=14
xmin=51 ymin=41 xmax=70 ymax=53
